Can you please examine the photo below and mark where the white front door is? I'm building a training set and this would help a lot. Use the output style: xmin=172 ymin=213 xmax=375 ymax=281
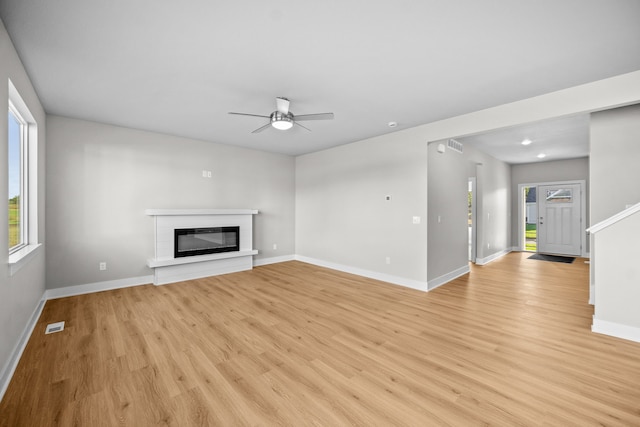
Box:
xmin=537 ymin=184 xmax=582 ymax=256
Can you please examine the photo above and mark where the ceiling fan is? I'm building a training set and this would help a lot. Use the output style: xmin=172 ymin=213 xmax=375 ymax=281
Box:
xmin=229 ymin=97 xmax=334 ymax=133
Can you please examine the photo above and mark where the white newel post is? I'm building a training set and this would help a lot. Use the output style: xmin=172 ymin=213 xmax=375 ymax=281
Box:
xmin=145 ymin=209 xmax=259 ymax=285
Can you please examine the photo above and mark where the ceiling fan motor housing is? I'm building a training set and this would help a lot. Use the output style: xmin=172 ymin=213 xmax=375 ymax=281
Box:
xmin=270 ymin=111 xmax=294 ymax=130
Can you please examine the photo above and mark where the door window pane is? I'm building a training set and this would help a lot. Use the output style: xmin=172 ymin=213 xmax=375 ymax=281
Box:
xmin=545 ymin=188 xmax=572 ymax=203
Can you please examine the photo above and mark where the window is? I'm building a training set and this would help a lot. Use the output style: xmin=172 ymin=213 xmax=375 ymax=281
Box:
xmin=545 ymin=188 xmax=573 ymax=203
xmin=8 ymin=102 xmax=26 ymax=251
xmin=8 ymin=79 xmax=39 ymax=274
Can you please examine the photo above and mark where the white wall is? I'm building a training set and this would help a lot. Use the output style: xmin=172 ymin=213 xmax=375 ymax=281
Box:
xmin=471 ymin=146 xmax=512 ymax=262
xmin=590 ymin=104 xmax=640 ymax=223
xmin=427 ymin=141 xmax=511 ymax=283
xmin=590 ymin=103 xmax=640 ymax=338
xmin=296 ymin=71 xmax=640 ymax=291
xmin=295 ymin=130 xmax=429 ymax=288
xmin=45 ymin=116 xmax=295 ymax=289
xmin=427 ymin=142 xmax=469 ymax=282
xmin=0 ymin=19 xmax=47 ymax=392
xmin=511 ymin=157 xmax=589 ymax=250
xmin=593 ymin=213 xmax=640 ymax=333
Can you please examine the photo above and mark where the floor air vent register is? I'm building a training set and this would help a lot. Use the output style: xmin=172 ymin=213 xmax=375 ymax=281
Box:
xmin=45 ymin=321 xmax=65 ymax=334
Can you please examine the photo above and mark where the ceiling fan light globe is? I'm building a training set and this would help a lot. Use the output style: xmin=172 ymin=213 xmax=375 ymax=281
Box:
xmin=271 ymin=112 xmax=294 ymax=130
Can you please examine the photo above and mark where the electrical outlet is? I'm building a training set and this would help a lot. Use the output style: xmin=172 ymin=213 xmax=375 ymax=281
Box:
xmin=273 ymin=243 xmax=277 ymax=250
xmin=99 ymin=262 xmax=107 ymax=271
xmin=413 ymin=216 xmax=421 ymax=224
xmin=385 ymin=257 xmax=391 ymax=265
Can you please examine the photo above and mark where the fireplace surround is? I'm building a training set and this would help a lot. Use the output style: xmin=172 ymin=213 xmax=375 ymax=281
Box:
xmin=146 ymin=209 xmax=258 ymax=285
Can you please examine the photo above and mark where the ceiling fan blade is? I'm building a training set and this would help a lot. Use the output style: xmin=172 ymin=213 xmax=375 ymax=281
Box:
xmin=228 ymin=112 xmax=270 ymax=119
xmin=293 ymin=112 xmax=334 ymax=121
xmin=276 ymin=97 xmax=290 ymax=115
xmin=293 ymin=121 xmax=312 ymax=132
xmin=251 ymin=122 xmax=272 ymax=133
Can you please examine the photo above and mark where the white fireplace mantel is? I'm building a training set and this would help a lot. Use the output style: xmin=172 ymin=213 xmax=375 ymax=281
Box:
xmin=145 ymin=208 xmax=258 ymax=216
xmin=146 ymin=208 xmax=259 ymax=285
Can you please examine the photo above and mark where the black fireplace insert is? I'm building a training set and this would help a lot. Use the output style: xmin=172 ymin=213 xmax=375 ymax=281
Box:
xmin=174 ymin=226 xmax=240 ymax=258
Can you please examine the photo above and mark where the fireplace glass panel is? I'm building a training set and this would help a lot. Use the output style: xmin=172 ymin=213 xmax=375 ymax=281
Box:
xmin=174 ymin=226 xmax=239 ymax=257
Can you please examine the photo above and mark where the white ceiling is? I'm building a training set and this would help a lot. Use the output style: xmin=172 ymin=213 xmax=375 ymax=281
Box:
xmin=1 ymin=1 xmax=639 ymax=157
xmin=455 ymin=114 xmax=590 ymax=164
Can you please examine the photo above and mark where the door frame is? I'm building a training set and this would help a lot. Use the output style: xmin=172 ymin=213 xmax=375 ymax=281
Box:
xmin=469 ymin=177 xmax=477 ymax=263
xmin=517 ymin=180 xmax=586 ymax=257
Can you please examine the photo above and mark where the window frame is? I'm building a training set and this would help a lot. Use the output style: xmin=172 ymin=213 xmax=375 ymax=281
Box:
xmin=7 ymin=79 xmax=40 ymax=275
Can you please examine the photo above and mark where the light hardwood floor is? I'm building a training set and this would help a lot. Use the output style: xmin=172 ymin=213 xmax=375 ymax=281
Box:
xmin=2 ymin=252 xmax=640 ymax=426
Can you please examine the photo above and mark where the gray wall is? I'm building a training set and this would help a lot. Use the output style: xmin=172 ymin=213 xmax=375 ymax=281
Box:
xmin=471 ymin=146 xmax=512 ymax=261
xmin=590 ymin=104 xmax=640 ymax=224
xmin=0 ymin=19 xmax=47 ymax=387
xmin=295 ymin=130 xmax=429 ymax=285
xmin=296 ymin=72 xmax=640 ymax=289
xmin=427 ymin=142 xmax=469 ymax=281
xmin=45 ymin=116 xmax=295 ymax=289
xmin=593 ymin=213 xmax=640 ymax=329
xmin=427 ymin=141 xmax=511 ymax=281
xmin=511 ymin=157 xmax=589 ymax=250
xmin=590 ymin=104 xmax=640 ymax=329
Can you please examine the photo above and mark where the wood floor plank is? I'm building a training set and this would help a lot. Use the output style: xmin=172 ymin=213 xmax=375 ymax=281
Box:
xmin=2 ymin=252 xmax=640 ymax=425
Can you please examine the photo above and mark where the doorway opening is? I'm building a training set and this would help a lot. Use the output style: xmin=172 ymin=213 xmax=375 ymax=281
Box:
xmin=523 ymin=186 xmax=537 ymax=252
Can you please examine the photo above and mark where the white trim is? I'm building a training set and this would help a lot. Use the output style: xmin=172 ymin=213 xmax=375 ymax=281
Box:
xmin=0 ymin=297 xmax=45 ymax=402
xmin=253 ymin=255 xmax=296 ymax=266
xmin=592 ymin=318 xmax=640 ymax=343
xmin=148 ymin=250 xmax=258 ymax=268
xmin=468 ymin=177 xmax=477 ymax=263
xmin=44 ymin=275 xmax=153 ymax=300
xmin=8 ymin=79 xmax=39 ymax=266
xmin=145 ymin=209 xmax=258 ymax=216
xmin=475 ymin=248 xmax=513 ymax=265
xmin=587 ymin=202 xmax=640 ymax=234
xmin=427 ymin=264 xmax=470 ymax=291
xmin=8 ymin=243 xmax=42 ymax=276
xmin=295 ymin=255 xmax=428 ymax=292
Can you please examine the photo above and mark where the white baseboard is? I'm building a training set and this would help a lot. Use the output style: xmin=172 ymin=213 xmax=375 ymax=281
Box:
xmin=294 ymin=255 xmax=428 ymax=292
xmin=44 ymin=275 xmax=153 ymax=300
xmin=0 ymin=297 xmax=46 ymax=402
xmin=253 ymin=255 xmax=295 ymax=267
xmin=427 ymin=264 xmax=470 ymax=291
xmin=592 ymin=317 xmax=640 ymax=343
xmin=475 ymin=248 xmax=513 ymax=265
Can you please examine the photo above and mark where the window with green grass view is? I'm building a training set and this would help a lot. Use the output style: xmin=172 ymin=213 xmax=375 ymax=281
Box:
xmin=8 ymin=104 xmax=26 ymax=251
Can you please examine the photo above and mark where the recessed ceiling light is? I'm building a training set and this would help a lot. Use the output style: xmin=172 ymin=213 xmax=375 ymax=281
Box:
xmin=537 ymin=153 xmax=546 ymax=159
xmin=521 ymin=139 xmax=532 ymax=145
xmin=388 ymin=121 xmax=398 ymax=128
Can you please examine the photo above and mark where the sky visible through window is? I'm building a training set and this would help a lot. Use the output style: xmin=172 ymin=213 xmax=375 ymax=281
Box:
xmin=8 ymin=111 xmax=20 ymax=199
